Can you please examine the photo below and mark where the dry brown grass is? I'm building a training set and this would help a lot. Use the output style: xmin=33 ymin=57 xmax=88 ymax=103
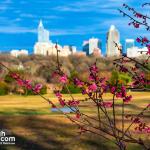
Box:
xmin=0 ymin=92 xmax=150 ymax=150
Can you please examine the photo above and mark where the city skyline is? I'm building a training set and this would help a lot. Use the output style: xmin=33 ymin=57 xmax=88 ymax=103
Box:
xmin=0 ymin=0 xmax=149 ymax=54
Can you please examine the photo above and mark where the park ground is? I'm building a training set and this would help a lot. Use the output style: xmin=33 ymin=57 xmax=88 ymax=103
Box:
xmin=0 ymin=92 xmax=150 ymax=150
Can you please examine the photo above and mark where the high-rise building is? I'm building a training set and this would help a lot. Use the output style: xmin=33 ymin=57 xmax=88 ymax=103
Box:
xmin=83 ymin=41 xmax=89 ymax=55
xmin=71 ymin=46 xmax=77 ymax=54
xmin=82 ymin=38 xmax=101 ymax=56
xmin=34 ymin=20 xmax=74 ymax=57
xmin=127 ymin=47 xmax=148 ymax=58
xmin=38 ymin=20 xmax=50 ymax=43
xmin=125 ymin=39 xmax=134 ymax=52
xmin=106 ymin=25 xmax=121 ymax=57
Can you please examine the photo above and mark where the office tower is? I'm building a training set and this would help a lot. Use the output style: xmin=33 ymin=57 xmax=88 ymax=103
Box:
xmin=83 ymin=38 xmax=101 ymax=56
xmin=125 ymin=39 xmax=134 ymax=51
xmin=38 ymin=20 xmax=50 ymax=43
xmin=106 ymin=25 xmax=121 ymax=57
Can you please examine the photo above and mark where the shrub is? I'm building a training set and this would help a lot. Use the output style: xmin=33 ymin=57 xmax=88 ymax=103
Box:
xmin=39 ymin=85 xmax=47 ymax=95
xmin=110 ymin=70 xmax=132 ymax=86
xmin=4 ymin=70 xmax=25 ymax=83
xmin=23 ymin=85 xmax=47 ymax=95
xmin=0 ymin=81 xmax=9 ymax=95
xmin=4 ymin=74 xmax=15 ymax=83
xmin=61 ymin=84 xmax=82 ymax=94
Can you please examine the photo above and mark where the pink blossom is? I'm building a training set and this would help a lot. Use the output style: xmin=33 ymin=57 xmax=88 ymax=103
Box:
xmin=74 ymin=78 xmax=84 ymax=87
xmin=135 ymin=13 xmax=143 ymax=18
xmin=90 ymin=64 xmax=98 ymax=74
xmin=133 ymin=23 xmax=140 ymax=28
xmin=17 ymin=79 xmax=24 ymax=86
xmin=88 ymin=83 xmax=97 ymax=92
xmin=51 ymin=104 xmax=56 ymax=108
xmin=146 ymin=44 xmax=150 ymax=55
xmin=59 ymin=75 xmax=68 ymax=83
xmin=89 ymin=74 xmax=95 ymax=81
xmin=24 ymin=80 xmax=32 ymax=90
xmin=123 ymin=95 xmax=132 ymax=103
xmin=133 ymin=117 xmax=140 ymax=123
xmin=33 ymin=83 xmax=43 ymax=93
xmin=76 ymin=113 xmax=80 ymax=119
xmin=144 ymin=127 xmax=150 ymax=133
xmin=10 ymin=73 xmax=19 ymax=79
xmin=111 ymin=86 xmax=116 ymax=94
xmin=99 ymin=102 xmax=113 ymax=108
xmin=82 ymin=90 xmax=87 ymax=95
xmin=119 ymin=66 xmax=128 ymax=73
xmin=147 ymin=104 xmax=150 ymax=108
xmin=116 ymin=92 xmax=122 ymax=98
xmin=136 ymin=37 xmax=141 ymax=43
xmin=142 ymin=37 xmax=149 ymax=43
xmin=101 ymin=84 xmax=108 ymax=92
xmin=116 ymin=86 xmax=127 ymax=98
xmin=59 ymin=99 xmax=66 ymax=106
xmin=67 ymin=100 xmax=80 ymax=107
xmin=55 ymin=91 xmax=62 ymax=98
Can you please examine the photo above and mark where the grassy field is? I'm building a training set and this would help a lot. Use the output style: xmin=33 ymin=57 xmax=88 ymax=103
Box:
xmin=0 ymin=92 xmax=150 ymax=150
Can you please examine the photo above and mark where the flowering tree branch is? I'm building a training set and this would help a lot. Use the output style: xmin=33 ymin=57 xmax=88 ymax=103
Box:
xmin=0 ymin=2 xmax=150 ymax=150
xmin=118 ymin=4 xmax=150 ymax=30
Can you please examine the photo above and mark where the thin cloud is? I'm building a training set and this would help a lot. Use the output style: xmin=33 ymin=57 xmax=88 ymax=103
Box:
xmin=52 ymin=0 xmax=128 ymax=13
xmin=0 ymin=26 xmax=36 ymax=34
xmin=20 ymin=13 xmax=35 ymax=18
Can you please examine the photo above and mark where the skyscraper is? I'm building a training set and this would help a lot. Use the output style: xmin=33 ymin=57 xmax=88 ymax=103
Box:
xmin=106 ymin=25 xmax=120 ymax=57
xmin=127 ymin=46 xmax=148 ymax=58
xmin=83 ymin=38 xmax=101 ymax=56
xmin=38 ymin=20 xmax=50 ymax=43
xmin=34 ymin=20 xmax=74 ymax=57
xmin=83 ymin=41 xmax=89 ymax=55
xmin=89 ymin=37 xmax=101 ymax=55
xmin=125 ymin=39 xmax=134 ymax=51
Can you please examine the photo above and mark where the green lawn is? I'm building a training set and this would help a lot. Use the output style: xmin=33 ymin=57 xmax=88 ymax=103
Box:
xmin=0 ymin=92 xmax=150 ymax=150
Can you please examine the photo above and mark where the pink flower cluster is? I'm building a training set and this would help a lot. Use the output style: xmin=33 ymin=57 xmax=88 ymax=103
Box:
xmin=144 ymin=127 xmax=150 ymax=133
xmin=33 ymin=84 xmax=43 ymax=93
xmin=76 ymin=113 xmax=81 ymax=119
xmin=129 ymin=22 xmax=140 ymax=28
xmin=123 ymin=95 xmax=132 ymax=103
xmin=135 ymin=13 xmax=143 ymax=18
xmin=147 ymin=44 xmax=150 ymax=55
xmin=74 ymin=78 xmax=84 ymax=87
xmin=54 ymin=91 xmax=66 ymax=107
xmin=88 ymin=83 xmax=97 ymax=92
xmin=119 ymin=65 xmax=128 ymax=73
xmin=10 ymin=73 xmax=43 ymax=94
xmin=110 ymin=86 xmax=116 ymax=94
xmin=132 ymin=73 xmax=149 ymax=88
xmin=110 ymin=85 xmax=132 ymax=103
xmin=11 ymin=73 xmax=32 ymax=90
xmin=136 ymin=37 xmax=150 ymax=55
xmin=54 ymin=91 xmax=80 ymax=119
xmin=126 ymin=115 xmax=150 ymax=134
xmin=67 ymin=100 xmax=80 ymax=107
xmin=90 ymin=63 xmax=98 ymax=74
xmin=59 ymin=75 xmax=68 ymax=83
xmin=136 ymin=37 xmax=149 ymax=44
xmin=116 ymin=86 xmax=126 ymax=98
xmin=99 ymin=101 xmax=113 ymax=108
xmin=10 ymin=73 xmax=20 ymax=79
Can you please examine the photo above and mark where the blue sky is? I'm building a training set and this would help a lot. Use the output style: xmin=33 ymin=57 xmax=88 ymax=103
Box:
xmin=0 ymin=0 xmax=149 ymax=55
